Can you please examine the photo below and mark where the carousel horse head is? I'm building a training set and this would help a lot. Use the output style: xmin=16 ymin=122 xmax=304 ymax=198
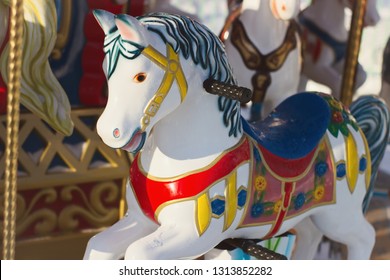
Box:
xmin=240 ymin=0 xmax=300 ymax=20
xmin=93 ymin=10 xmax=238 ymax=153
xmin=269 ymin=0 xmax=300 ymax=20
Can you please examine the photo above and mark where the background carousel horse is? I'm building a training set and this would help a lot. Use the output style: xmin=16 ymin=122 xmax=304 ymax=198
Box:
xmin=144 ymin=0 xmax=230 ymax=35
xmin=298 ymin=0 xmax=380 ymax=100
xmin=380 ymin=37 xmax=390 ymax=109
xmin=222 ymin=0 xmax=302 ymax=121
xmin=376 ymin=36 xmax=390 ymax=198
xmin=0 ymin=0 xmax=73 ymax=135
xmin=83 ymin=10 xmax=389 ymax=260
xmin=147 ymin=0 xmax=201 ymax=21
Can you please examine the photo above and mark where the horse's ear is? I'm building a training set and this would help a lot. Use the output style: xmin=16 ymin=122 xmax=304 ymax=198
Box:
xmin=115 ymin=14 xmax=148 ymax=46
xmin=93 ymin=9 xmax=116 ymax=35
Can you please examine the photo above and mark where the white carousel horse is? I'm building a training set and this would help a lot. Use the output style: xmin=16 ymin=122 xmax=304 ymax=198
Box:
xmin=298 ymin=0 xmax=380 ymax=100
xmin=223 ymin=0 xmax=302 ymax=121
xmin=83 ymin=10 xmax=389 ymax=260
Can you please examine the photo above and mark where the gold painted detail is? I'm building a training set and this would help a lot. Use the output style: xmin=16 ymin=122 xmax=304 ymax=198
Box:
xmin=140 ymin=44 xmax=187 ymax=131
xmin=196 ymin=193 xmax=211 ymax=236
xmin=198 ymin=172 xmax=249 ymax=235
xmin=0 ymin=181 xmax=121 ymax=239
xmin=224 ymin=171 xmax=237 ymax=231
xmin=335 ymin=128 xmax=370 ymax=193
xmin=345 ymin=132 xmax=359 ymax=193
xmin=3 ymin=0 xmax=24 ymax=260
xmin=230 ymin=19 xmax=298 ymax=103
xmin=340 ymin=0 xmax=367 ymax=106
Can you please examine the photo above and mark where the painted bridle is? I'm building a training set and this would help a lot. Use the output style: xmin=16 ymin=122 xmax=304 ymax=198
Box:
xmin=138 ymin=42 xmax=252 ymax=133
xmin=139 ymin=43 xmax=187 ymax=132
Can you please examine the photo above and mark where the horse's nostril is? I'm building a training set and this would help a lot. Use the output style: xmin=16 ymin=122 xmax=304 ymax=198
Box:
xmin=113 ymin=128 xmax=121 ymax=138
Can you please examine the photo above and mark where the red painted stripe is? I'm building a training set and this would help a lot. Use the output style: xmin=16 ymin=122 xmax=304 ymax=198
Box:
xmin=263 ymin=182 xmax=294 ymax=239
xmin=130 ymin=137 xmax=250 ymax=222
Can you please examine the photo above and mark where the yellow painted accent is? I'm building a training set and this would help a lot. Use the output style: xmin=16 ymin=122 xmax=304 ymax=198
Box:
xmin=224 ymin=172 xmax=237 ymax=231
xmin=142 ymin=45 xmax=168 ymax=69
xmin=360 ymin=129 xmax=372 ymax=190
xmin=196 ymin=193 xmax=211 ymax=236
xmin=345 ymin=132 xmax=359 ymax=193
xmin=140 ymin=44 xmax=188 ymax=131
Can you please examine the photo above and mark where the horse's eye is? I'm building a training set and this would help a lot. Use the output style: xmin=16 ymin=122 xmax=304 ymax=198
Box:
xmin=133 ymin=72 xmax=147 ymax=83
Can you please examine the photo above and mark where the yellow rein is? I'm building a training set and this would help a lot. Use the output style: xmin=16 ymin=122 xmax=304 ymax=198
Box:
xmin=140 ymin=44 xmax=187 ymax=131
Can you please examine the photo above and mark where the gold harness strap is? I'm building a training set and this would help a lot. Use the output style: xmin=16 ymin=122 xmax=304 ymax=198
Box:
xmin=139 ymin=44 xmax=188 ymax=131
xmin=231 ymin=19 xmax=299 ymax=103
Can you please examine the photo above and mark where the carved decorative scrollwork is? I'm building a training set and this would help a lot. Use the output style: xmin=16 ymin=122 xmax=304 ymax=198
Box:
xmin=58 ymin=182 xmax=120 ymax=230
xmin=1 ymin=189 xmax=57 ymax=237
xmin=1 ymin=180 xmax=123 ymax=239
xmin=0 ymin=105 xmax=128 ymax=255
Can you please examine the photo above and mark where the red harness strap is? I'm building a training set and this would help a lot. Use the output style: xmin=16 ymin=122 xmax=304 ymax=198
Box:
xmin=130 ymin=137 xmax=251 ymax=222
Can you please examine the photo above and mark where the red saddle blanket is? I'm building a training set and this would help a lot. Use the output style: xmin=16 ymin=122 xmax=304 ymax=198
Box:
xmin=240 ymin=136 xmax=335 ymax=238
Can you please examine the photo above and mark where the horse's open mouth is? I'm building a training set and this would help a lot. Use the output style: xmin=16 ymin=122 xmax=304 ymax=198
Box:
xmin=121 ymin=130 xmax=145 ymax=153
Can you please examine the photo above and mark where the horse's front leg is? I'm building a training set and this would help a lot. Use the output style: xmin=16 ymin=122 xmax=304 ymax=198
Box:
xmin=83 ymin=181 xmax=159 ymax=259
xmin=124 ymin=201 xmax=222 ymax=260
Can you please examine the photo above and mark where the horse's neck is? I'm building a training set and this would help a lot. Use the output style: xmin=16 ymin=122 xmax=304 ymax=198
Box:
xmin=240 ymin=0 xmax=289 ymax=53
xmin=140 ymin=84 xmax=243 ymax=177
xmin=302 ymin=0 xmax=349 ymax=41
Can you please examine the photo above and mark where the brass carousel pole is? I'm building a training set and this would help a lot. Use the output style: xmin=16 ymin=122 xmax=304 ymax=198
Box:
xmin=2 ymin=0 xmax=23 ymax=260
xmin=340 ymin=0 xmax=367 ymax=106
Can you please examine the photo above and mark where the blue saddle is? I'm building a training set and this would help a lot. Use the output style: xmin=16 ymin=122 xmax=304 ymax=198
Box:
xmin=243 ymin=92 xmax=331 ymax=160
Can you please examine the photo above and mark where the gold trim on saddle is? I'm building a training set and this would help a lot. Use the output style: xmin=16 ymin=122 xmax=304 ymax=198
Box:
xmin=140 ymin=44 xmax=188 ymax=131
xmin=238 ymin=135 xmax=337 ymax=230
xmin=248 ymin=136 xmax=322 ymax=182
